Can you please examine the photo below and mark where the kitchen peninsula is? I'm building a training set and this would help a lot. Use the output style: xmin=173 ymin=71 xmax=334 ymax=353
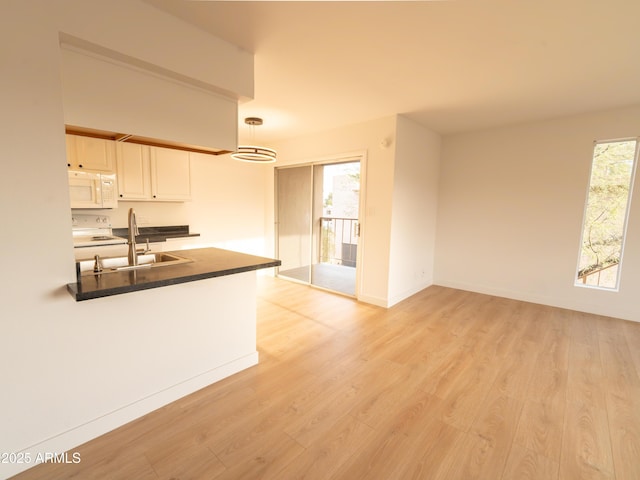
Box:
xmin=67 ymin=247 xmax=280 ymax=301
xmin=58 ymin=246 xmax=280 ymax=474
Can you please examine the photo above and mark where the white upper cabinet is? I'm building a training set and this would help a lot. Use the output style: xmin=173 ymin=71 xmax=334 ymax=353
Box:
xmin=150 ymin=146 xmax=192 ymax=201
xmin=116 ymin=143 xmax=192 ymax=202
xmin=116 ymin=143 xmax=151 ymax=200
xmin=66 ymin=134 xmax=115 ymax=173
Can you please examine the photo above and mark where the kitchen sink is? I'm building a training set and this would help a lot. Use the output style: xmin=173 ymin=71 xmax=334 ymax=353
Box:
xmin=78 ymin=252 xmax=192 ymax=276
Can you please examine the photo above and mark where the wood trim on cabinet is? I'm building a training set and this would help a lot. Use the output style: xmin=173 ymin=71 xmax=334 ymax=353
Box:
xmin=65 ymin=126 xmax=232 ymax=156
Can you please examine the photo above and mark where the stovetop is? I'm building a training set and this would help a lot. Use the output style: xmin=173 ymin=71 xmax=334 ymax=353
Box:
xmin=72 ymin=214 xmax=127 ymax=247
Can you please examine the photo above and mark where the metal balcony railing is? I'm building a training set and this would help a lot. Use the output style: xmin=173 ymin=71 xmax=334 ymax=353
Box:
xmin=319 ymin=217 xmax=358 ymax=267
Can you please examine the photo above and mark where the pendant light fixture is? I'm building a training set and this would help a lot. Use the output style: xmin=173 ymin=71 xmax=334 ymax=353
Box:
xmin=231 ymin=117 xmax=277 ymax=163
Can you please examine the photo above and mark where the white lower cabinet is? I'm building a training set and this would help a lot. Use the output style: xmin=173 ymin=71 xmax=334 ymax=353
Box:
xmin=74 ymin=244 xmax=128 ymax=261
xmin=117 ymin=143 xmax=192 ymax=201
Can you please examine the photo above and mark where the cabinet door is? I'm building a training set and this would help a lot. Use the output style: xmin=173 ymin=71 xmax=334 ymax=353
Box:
xmin=150 ymin=147 xmax=192 ymax=201
xmin=116 ymin=143 xmax=151 ymax=200
xmin=67 ymin=135 xmax=115 ymax=172
xmin=65 ymin=135 xmax=77 ymax=168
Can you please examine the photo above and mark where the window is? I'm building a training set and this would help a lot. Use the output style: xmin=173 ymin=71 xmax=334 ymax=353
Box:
xmin=576 ymin=138 xmax=638 ymax=289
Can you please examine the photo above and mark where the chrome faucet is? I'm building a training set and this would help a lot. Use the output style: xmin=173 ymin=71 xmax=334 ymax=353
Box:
xmin=127 ymin=208 xmax=139 ymax=266
xmin=93 ymin=254 xmax=103 ymax=273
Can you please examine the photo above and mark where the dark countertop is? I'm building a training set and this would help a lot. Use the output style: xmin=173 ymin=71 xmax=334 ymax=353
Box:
xmin=67 ymin=247 xmax=281 ymax=302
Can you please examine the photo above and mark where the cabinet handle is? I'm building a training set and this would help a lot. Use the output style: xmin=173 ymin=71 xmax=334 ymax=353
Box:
xmin=119 ymin=194 xmax=123 ymax=197
xmin=79 ymin=164 xmax=83 ymax=168
xmin=67 ymin=163 xmax=71 ymax=167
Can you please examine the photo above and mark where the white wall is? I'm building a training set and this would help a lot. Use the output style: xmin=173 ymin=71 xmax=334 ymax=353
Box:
xmin=0 ymin=2 xmax=260 ymax=478
xmin=89 ymin=152 xmax=270 ymax=256
xmin=435 ymin=105 xmax=640 ymax=322
xmin=60 ymin=46 xmax=238 ymax=151
xmin=270 ymin=115 xmax=441 ymax=307
xmin=57 ymin=0 xmax=253 ymax=101
xmin=388 ymin=116 xmax=441 ymax=305
xmin=271 ymin=116 xmax=397 ymax=306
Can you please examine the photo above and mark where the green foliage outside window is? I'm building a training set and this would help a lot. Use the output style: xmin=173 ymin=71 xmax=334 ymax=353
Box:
xmin=577 ymin=139 xmax=637 ymax=288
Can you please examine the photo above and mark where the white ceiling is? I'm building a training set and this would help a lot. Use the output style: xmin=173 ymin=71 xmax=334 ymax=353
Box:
xmin=145 ymin=0 xmax=640 ymax=144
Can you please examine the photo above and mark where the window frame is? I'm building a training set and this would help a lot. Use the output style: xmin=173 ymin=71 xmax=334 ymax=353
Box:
xmin=575 ymin=137 xmax=639 ymax=291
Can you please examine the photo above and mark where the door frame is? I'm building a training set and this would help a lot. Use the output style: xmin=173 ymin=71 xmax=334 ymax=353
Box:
xmin=275 ymin=150 xmax=367 ymax=299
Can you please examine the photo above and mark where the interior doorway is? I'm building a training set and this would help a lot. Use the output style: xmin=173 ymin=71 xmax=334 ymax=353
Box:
xmin=276 ymin=155 xmax=363 ymax=296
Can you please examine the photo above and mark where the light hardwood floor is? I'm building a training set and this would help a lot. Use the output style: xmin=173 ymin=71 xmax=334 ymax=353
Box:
xmin=278 ymin=263 xmax=356 ymax=296
xmin=13 ymin=278 xmax=640 ymax=479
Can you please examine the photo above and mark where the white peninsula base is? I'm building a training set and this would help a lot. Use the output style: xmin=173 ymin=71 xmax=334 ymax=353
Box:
xmin=12 ymin=270 xmax=258 ymax=479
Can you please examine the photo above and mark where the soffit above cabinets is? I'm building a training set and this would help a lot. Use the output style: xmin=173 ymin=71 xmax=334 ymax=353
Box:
xmin=65 ymin=125 xmax=231 ymax=156
xmin=60 ymin=45 xmax=238 ymax=153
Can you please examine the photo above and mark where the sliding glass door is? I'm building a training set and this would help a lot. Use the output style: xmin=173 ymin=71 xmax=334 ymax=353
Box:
xmin=276 ymin=165 xmax=313 ymax=284
xmin=276 ymin=158 xmax=361 ymax=296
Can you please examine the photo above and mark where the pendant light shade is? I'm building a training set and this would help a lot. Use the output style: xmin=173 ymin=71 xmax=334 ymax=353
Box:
xmin=231 ymin=145 xmax=277 ymax=163
xmin=232 ymin=117 xmax=277 ymax=163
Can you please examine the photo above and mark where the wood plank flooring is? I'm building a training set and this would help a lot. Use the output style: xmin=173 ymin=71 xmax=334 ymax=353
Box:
xmin=12 ymin=278 xmax=640 ymax=480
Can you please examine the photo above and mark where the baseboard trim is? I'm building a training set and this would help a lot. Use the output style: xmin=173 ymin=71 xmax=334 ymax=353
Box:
xmin=434 ymin=280 xmax=639 ymax=323
xmin=387 ymin=281 xmax=433 ymax=307
xmin=357 ymin=293 xmax=389 ymax=308
xmin=4 ymin=352 xmax=259 ymax=479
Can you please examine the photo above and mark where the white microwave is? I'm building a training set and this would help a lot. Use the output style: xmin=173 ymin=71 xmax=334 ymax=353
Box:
xmin=68 ymin=171 xmax=118 ymax=209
